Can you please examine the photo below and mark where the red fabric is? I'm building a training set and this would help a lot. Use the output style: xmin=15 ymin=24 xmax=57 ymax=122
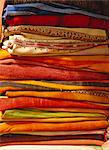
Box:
xmin=0 ymin=64 xmax=109 ymax=80
xmin=0 ymin=58 xmax=108 ymax=70
xmin=0 ymin=97 xmax=109 ymax=111
xmin=6 ymin=14 xmax=109 ymax=30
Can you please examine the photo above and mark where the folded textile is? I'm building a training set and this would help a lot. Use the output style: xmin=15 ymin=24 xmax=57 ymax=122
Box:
xmin=3 ymin=38 xmax=109 ymax=56
xmin=1 ymin=146 xmax=105 ymax=150
xmin=2 ymin=109 xmax=106 ymax=121
xmin=36 ymin=108 xmax=109 ymax=116
xmin=1 ymin=117 xmax=105 ymax=123
xmin=4 ymin=27 xmax=109 ymax=55
xmin=1 ymin=48 xmax=109 ymax=62
xmin=1 ymin=108 xmax=109 ymax=118
xmin=1 ymin=81 xmax=109 ymax=94
xmin=3 ymin=35 xmax=109 ymax=55
xmin=4 ymin=26 xmax=108 ymax=42
xmin=4 ymin=45 xmax=109 ymax=56
xmin=1 ymin=64 xmax=109 ymax=80
xmin=6 ymin=15 xmax=109 ymax=30
xmin=0 ymin=97 xmax=109 ymax=111
xmin=2 ymin=58 xmax=109 ymax=74
xmin=6 ymin=0 xmax=109 ymax=17
xmin=0 ymin=130 xmax=105 ymax=136
xmin=0 ymin=139 xmax=104 ymax=146
xmin=0 ymin=134 xmax=105 ymax=144
xmin=5 ymin=91 xmax=109 ymax=104
xmin=4 ymin=3 xmax=109 ymax=20
xmin=0 ymin=64 xmax=107 ymax=81
xmin=0 ymin=121 xmax=108 ymax=133
xmin=0 ymin=145 xmax=103 ymax=150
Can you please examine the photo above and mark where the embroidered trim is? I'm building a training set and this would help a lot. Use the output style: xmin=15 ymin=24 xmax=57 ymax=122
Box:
xmin=4 ymin=26 xmax=108 ymax=42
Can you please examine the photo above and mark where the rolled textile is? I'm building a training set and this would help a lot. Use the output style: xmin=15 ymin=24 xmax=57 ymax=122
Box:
xmin=1 ymin=97 xmax=109 ymax=111
xmin=0 ymin=120 xmax=108 ymax=133
xmin=6 ymin=14 xmax=109 ymax=30
xmin=4 ymin=3 xmax=109 ymax=20
xmin=0 ymin=64 xmax=109 ymax=80
xmin=1 ymin=81 xmax=109 ymax=94
xmin=5 ymin=91 xmax=109 ymax=104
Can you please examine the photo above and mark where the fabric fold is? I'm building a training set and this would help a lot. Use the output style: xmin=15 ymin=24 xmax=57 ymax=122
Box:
xmin=5 ymin=91 xmax=109 ymax=104
xmin=0 ymin=97 xmax=109 ymax=111
xmin=1 ymin=64 xmax=109 ymax=80
xmin=0 ymin=121 xmax=108 ymax=133
xmin=1 ymin=80 xmax=109 ymax=94
xmin=6 ymin=15 xmax=109 ymax=30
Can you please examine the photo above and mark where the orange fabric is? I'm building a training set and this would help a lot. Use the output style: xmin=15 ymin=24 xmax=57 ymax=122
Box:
xmin=1 ymin=117 xmax=106 ymax=123
xmin=6 ymin=91 xmax=109 ymax=104
xmin=0 ymin=97 xmax=109 ymax=111
xmin=0 ymin=121 xmax=108 ymax=133
xmin=1 ymin=58 xmax=109 ymax=73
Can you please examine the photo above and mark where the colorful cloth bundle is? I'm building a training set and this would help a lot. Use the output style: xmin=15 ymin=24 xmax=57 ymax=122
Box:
xmin=1 ymin=0 xmax=109 ymax=148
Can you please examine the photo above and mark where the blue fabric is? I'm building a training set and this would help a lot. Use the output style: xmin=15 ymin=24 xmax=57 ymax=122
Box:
xmin=3 ymin=3 xmax=109 ymax=20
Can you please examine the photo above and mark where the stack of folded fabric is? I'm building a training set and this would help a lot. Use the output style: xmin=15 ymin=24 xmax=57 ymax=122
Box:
xmin=0 ymin=0 xmax=109 ymax=148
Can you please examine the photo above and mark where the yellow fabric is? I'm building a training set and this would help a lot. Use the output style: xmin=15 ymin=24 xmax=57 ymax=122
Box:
xmin=6 ymin=91 xmax=109 ymax=104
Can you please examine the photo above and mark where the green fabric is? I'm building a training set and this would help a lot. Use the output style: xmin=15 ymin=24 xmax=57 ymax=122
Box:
xmin=2 ymin=109 xmax=106 ymax=119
